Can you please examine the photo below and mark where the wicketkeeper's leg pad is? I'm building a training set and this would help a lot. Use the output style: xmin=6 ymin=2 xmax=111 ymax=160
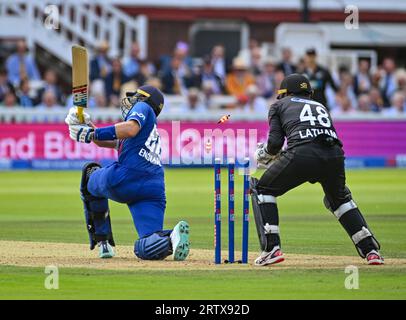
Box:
xmin=250 ymin=177 xmax=281 ymax=252
xmin=323 ymin=188 xmax=380 ymax=258
xmin=81 ymin=162 xmax=115 ymax=250
xmin=134 ymin=231 xmax=172 ymax=260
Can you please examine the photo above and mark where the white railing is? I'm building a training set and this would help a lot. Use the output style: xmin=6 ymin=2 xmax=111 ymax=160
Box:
xmin=108 ymin=0 xmax=406 ymax=11
xmin=0 ymin=0 xmax=148 ymax=64
xmin=1 ymin=106 xmax=406 ymax=123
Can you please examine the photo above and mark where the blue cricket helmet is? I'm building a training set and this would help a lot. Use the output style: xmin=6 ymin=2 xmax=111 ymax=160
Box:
xmin=122 ymin=85 xmax=164 ymax=118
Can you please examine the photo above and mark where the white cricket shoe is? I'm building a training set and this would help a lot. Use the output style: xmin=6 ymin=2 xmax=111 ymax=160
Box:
xmin=98 ymin=240 xmax=115 ymax=259
xmin=170 ymin=221 xmax=190 ymax=261
xmin=254 ymin=246 xmax=285 ymax=266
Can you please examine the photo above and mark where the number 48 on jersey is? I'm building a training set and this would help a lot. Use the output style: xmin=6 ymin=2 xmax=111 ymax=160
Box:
xmin=299 ymin=104 xmax=331 ymax=128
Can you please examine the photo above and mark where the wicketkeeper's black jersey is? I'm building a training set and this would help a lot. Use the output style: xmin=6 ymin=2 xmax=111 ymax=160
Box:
xmin=266 ymin=95 xmax=341 ymax=155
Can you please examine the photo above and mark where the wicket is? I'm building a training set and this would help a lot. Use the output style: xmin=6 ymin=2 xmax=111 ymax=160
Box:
xmin=214 ymin=157 xmax=250 ymax=264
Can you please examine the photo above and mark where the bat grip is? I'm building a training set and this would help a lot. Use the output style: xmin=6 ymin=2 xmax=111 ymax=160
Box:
xmin=77 ymin=107 xmax=85 ymax=124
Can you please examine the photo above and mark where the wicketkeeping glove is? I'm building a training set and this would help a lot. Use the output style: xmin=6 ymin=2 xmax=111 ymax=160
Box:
xmin=69 ymin=124 xmax=94 ymax=143
xmin=255 ymin=142 xmax=275 ymax=167
xmin=65 ymin=107 xmax=91 ymax=126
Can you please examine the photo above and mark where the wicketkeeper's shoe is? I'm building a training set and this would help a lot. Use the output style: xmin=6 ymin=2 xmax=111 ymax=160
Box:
xmin=254 ymin=246 xmax=285 ymax=266
xmin=98 ymin=240 xmax=115 ymax=259
xmin=170 ymin=221 xmax=190 ymax=261
xmin=366 ymin=250 xmax=384 ymax=265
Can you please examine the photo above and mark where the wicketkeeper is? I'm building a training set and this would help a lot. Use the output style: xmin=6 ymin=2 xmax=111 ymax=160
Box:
xmin=251 ymin=74 xmax=383 ymax=266
xmin=65 ymin=85 xmax=190 ymax=261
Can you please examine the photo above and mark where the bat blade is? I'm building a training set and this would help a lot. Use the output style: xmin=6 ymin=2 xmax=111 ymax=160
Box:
xmin=71 ymin=45 xmax=89 ymax=123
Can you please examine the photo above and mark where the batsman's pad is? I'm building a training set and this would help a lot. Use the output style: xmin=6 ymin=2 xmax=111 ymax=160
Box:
xmin=134 ymin=231 xmax=172 ymax=260
xmin=323 ymin=190 xmax=380 ymax=258
xmin=81 ymin=162 xmax=115 ymax=250
xmin=250 ymin=177 xmax=281 ymax=251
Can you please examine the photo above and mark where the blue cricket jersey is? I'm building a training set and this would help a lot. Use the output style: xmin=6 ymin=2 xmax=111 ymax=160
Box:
xmin=117 ymin=101 xmax=163 ymax=175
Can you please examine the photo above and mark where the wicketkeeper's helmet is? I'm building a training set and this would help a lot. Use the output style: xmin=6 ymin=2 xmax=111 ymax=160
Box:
xmin=277 ymin=73 xmax=313 ymax=99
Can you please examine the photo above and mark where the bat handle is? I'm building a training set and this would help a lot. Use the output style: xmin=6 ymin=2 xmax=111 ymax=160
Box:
xmin=77 ymin=107 xmax=85 ymax=124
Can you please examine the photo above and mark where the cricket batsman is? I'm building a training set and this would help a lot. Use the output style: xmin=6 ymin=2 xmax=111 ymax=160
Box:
xmin=65 ymin=85 xmax=190 ymax=261
xmin=251 ymin=74 xmax=383 ymax=266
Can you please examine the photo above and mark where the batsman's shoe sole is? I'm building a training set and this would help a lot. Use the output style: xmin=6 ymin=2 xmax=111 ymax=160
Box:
xmin=171 ymin=221 xmax=190 ymax=261
xmin=98 ymin=241 xmax=115 ymax=259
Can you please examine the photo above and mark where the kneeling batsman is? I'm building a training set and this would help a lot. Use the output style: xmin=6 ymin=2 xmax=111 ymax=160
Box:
xmin=65 ymin=85 xmax=190 ymax=261
xmin=251 ymin=74 xmax=383 ymax=266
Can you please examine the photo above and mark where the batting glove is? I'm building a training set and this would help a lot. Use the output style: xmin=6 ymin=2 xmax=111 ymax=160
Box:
xmin=65 ymin=107 xmax=91 ymax=126
xmin=69 ymin=124 xmax=94 ymax=143
xmin=255 ymin=142 xmax=275 ymax=167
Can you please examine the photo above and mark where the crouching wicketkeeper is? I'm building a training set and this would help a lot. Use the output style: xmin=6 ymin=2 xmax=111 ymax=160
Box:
xmin=251 ymin=74 xmax=383 ymax=266
xmin=65 ymin=85 xmax=190 ymax=261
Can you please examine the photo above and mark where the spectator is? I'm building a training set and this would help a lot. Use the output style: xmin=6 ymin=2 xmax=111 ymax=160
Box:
xmin=296 ymin=57 xmax=306 ymax=74
xmin=18 ymin=79 xmax=35 ymax=107
xmin=225 ymin=57 xmax=255 ymax=102
xmin=133 ymin=59 xmax=155 ymax=87
xmin=270 ymin=69 xmax=286 ymax=102
xmin=211 ymin=45 xmax=227 ymax=81
xmin=383 ymin=91 xmax=406 ymax=116
xmin=197 ymin=56 xmax=224 ymax=95
xmin=302 ymin=48 xmax=338 ymax=108
xmin=123 ymin=42 xmax=141 ymax=78
xmin=238 ymin=38 xmax=266 ymax=73
xmin=90 ymin=41 xmax=111 ymax=81
xmin=6 ymin=40 xmax=40 ymax=86
xmin=174 ymin=41 xmax=193 ymax=70
xmin=37 ymin=90 xmax=60 ymax=109
xmin=144 ymin=77 xmax=163 ymax=91
xmin=249 ymin=47 xmax=263 ymax=76
xmin=337 ymin=68 xmax=357 ymax=109
xmin=160 ymin=41 xmax=193 ymax=74
xmin=36 ymin=69 xmax=63 ymax=105
xmin=0 ymin=68 xmax=14 ymax=103
xmin=277 ymin=47 xmax=296 ymax=76
xmin=160 ymin=56 xmax=182 ymax=94
xmin=104 ymin=58 xmax=129 ymax=106
xmin=369 ymin=87 xmax=384 ymax=112
xmin=180 ymin=87 xmax=206 ymax=113
xmin=371 ymin=68 xmax=382 ymax=88
xmin=160 ymin=56 xmax=194 ymax=95
xmin=201 ymin=81 xmax=215 ymax=108
xmin=332 ymin=71 xmax=355 ymax=112
xmin=256 ymin=57 xmax=276 ymax=98
xmin=242 ymin=84 xmax=268 ymax=114
xmin=357 ymin=94 xmax=372 ymax=112
xmin=0 ymin=91 xmax=18 ymax=107
xmin=380 ymin=57 xmax=398 ymax=107
xmin=353 ymin=58 xmax=372 ymax=95
xmin=396 ymin=69 xmax=406 ymax=95
xmin=93 ymin=92 xmax=108 ymax=108
xmin=331 ymin=94 xmax=355 ymax=117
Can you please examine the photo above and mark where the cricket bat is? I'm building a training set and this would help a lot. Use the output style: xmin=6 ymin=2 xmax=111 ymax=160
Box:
xmin=71 ymin=45 xmax=88 ymax=123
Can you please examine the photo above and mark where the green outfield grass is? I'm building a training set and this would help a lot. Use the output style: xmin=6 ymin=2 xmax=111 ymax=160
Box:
xmin=0 ymin=168 xmax=405 ymax=299
xmin=1 ymin=266 xmax=405 ymax=300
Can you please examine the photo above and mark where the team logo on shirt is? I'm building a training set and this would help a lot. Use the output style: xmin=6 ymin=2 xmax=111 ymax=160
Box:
xmin=130 ymin=111 xmax=146 ymax=120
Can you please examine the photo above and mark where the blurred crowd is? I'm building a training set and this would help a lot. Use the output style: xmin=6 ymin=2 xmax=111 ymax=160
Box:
xmin=1 ymin=39 xmax=406 ymax=116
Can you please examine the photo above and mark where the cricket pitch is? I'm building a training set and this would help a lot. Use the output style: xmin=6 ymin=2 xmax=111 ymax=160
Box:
xmin=1 ymin=240 xmax=405 ymax=271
